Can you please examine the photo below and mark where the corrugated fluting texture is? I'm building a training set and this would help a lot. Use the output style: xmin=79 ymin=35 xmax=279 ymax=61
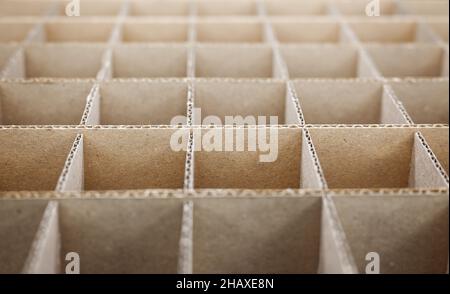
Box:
xmin=0 ymin=0 xmax=448 ymax=274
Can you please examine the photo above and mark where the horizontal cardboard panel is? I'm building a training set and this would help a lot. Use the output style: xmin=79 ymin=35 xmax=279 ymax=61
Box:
xmin=0 ymin=0 xmax=54 ymax=16
xmin=346 ymin=20 xmax=424 ymax=43
xmin=265 ymin=0 xmax=327 ymax=15
xmin=57 ymin=0 xmax=124 ymax=16
xmin=196 ymin=0 xmax=257 ymax=16
xmin=0 ymin=44 xmax=17 ymax=69
xmin=122 ymin=20 xmax=189 ymax=42
xmin=271 ymin=20 xmax=341 ymax=43
xmin=334 ymin=0 xmax=397 ymax=15
xmin=401 ymin=0 xmax=450 ymax=16
xmin=0 ymin=21 xmax=36 ymax=43
xmin=129 ymin=0 xmax=190 ymax=16
xmin=196 ymin=21 xmax=264 ymax=43
xmin=41 ymin=21 xmax=115 ymax=43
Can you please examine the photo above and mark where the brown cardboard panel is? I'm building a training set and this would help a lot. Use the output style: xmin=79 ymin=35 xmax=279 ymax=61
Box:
xmin=194 ymin=79 xmax=286 ymax=124
xmin=57 ymin=0 xmax=123 ymax=16
xmin=420 ymin=128 xmax=450 ymax=175
xmin=401 ymin=0 xmax=450 ymax=16
xmin=0 ymin=200 xmax=49 ymax=273
xmin=196 ymin=21 xmax=263 ymax=43
xmin=0 ymin=21 xmax=36 ymax=43
xmin=129 ymin=0 xmax=189 ymax=16
xmin=365 ymin=44 xmax=444 ymax=77
xmin=122 ymin=20 xmax=188 ymax=42
xmin=193 ymin=197 xmax=322 ymax=273
xmin=346 ymin=20 xmax=422 ymax=43
xmin=389 ymin=79 xmax=449 ymax=124
xmin=99 ymin=80 xmax=188 ymax=125
xmin=0 ymin=0 xmax=53 ymax=16
xmin=59 ymin=199 xmax=183 ymax=273
xmin=42 ymin=20 xmax=115 ymax=43
xmin=0 ymin=130 xmax=79 ymax=191
xmin=265 ymin=0 xmax=327 ymax=15
xmin=196 ymin=45 xmax=273 ymax=78
xmin=334 ymin=0 xmax=397 ymax=15
xmin=25 ymin=44 xmax=106 ymax=78
xmin=308 ymin=127 xmax=448 ymax=189
xmin=0 ymin=44 xmax=17 ymax=70
xmin=281 ymin=45 xmax=359 ymax=78
xmin=0 ymin=80 xmax=93 ymax=125
xmin=294 ymin=79 xmax=407 ymax=124
xmin=380 ymin=86 xmax=411 ymax=124
xmin=271 ymin=20 xmax=341 ymax=43
xmin=113 ymin=45 xmax=187 ymax=78
xmin=426 ymin=20 xmax=449 ymax=42
xmin=194 ymin=127 xmax=302 ymax=188
xmin=0 ymin=48 xmax=26 ymax=78
xmin=196 ymin=0 xmax=257 ymax=16
xmin=332 ymin=195 xmax=449 ymax=273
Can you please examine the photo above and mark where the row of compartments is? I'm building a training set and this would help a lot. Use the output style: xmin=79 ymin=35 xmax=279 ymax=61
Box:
xmin=0 ymin=0 xmax=448 ymax=17
xmin=0 ymin=127 xmax=447 ymax=191
xmin=0 ymin=194 xmax=448 ymax=274
xmin=0 ymin=79 xmax=447 ymax=126
xmin=0 ymin=44 xmax=448 ymax=79
xmin=0 ymin=18 xmax=448 ymax=44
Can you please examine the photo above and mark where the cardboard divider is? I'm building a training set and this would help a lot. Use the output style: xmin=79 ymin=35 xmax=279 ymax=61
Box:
xmin=98 ymin=79 xmax=188 ymax=125
xmin=37 ymin=20 xmax=116 ymax=43
xmin=58 ymin=198 xmax=184 ymax=273
xmin=193 ymin=79 xmax=297 ymax=125
xmin=195 ymin=45 xmax=273 ymax=78
xmin=194 ymin=127 xmax=308 ymax=188
xmin=0 ymin=20 xmax=37 ymax=43
xmin=400 ymin=0 xmax=449 ymax=16
xmin=308 ymin=127 xmax=449 ymax=189
xmin=0 ymin=0 xmax=54 ymax=16
xmin=196 ymin=20 xmax=264 ymax=43
xmin=420 ymin=128 xmax=449 ymax=175
xmin=280 ymin=44 xmax=375 ymax=78
xmin=23 ymin=44 xmax=106 ymax=78
xmin=426 ymin=20 xmax=449 ymax=43
xmin=129 ymin=0 xmax=190 ymax=16
xmin=0 ymin=44 xmax=18 ymax=71
xmin=193 ymin=196 xmax=322 ymax=273
xmin=0 ymin=200 xmax=50 ymax=273
xmin=334 ymin=0 xmax=397 ymax=15
xmin=0 ymin=131 xmax=80 ymax=191
xmin=271 ymin=19 xmax=342 ymax=43
xmin=113 ymin=44 xmax=188 ymax=78
xmin=122 ymin=20 xmax=189 ymax=42
xmin=0 ymin=80 xmax=93 ymax=125
xmin=293 ymin=79 xmax=409 ymax=124
xmin=56 ymin=134 xmax=84 ymax=192
xmin=331 ymin=194 xmax=449 ymax=273
xmin=195 ymin=0 xmax=257 ymax=16
xmin=365 ymin=44 xmax=445 ymax=78
xmin=389 ymin=79 xmax=449 ymax=124
xmin=178 ymin=201 xmax=194 ymax=274
xmin=265 ymin=0 xmax=328 ymax=15
xmin=57 ymin=0 xmax=124 ymax=16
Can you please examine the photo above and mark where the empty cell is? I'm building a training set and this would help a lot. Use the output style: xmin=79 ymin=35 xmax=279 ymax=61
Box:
xmin=113 ymin=45 xmax=187 ymax=78
xmin=122 ymin=21 xmax=188 ymax=43
xmin=294 ymin=80 xmax=407 ymax=124
xmin=281 ymin=45 xmax=359 ymax=78
xmin=265 ymin=0 xmax=328 ymax=15
xmin=0 ymin=21 xmax=36 ymax=43
xmin=24 ymin=44 xmax=105 ymax=78
xmin=427 ymin=20 xmax=449 ymax=42
xmin=196 ymin=45 xmax=273 ymax=78
xmin=0 ymin=45 xmax=17 ymax=69
xmin=193 ymin=197 xmax=322 ymax=273
xmin=0 ymin=131 xmax=78 ymax=191
xmin=366 ymin=44 xmax=445 ymax=77
xmin=389 ymin=79 xmax=449 ymax=124
xmin=0 ymin=80 xmax=93 ymax=125
xmin=59 ymin=199 xmax=183 ymax=273
xmin=401 ymin=0 xmax=450 ymax=16
xmin=309 ymin=127 xmax=449 ymax=189
xmin=0 ymin=0 xmax=54 ymax=16
xmin=99 ymin=80 xmax=188 ymax=125
xmin=58 ymin=0 xmax=124 ymax=16
xmin=194 ymin=79 xmax=289 ymax=125
xmin=194 ymin=128 xmax=302 ymax=188
xmin=0 ymin=200 xmax=49 ymax=273
xmin=40 ymin=21 xmax=115 ymax=43
xmin=334 ymin=0 xmax=397 ymax=15
xmin=196 ymin=21 xmax=264 ymax=43
xmin=332 ymin=195 xmax=448 ymax=274
xmin=129 ymin=0 xmax=189 ymax=16
xmin=271 ymin=20 xmax=341 ymax=43
xmin=196 ymin=0 xmax=257 ymax=16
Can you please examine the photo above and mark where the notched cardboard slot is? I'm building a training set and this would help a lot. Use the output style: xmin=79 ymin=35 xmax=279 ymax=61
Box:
xmin=0 ymin=131 xmax=80 ymax=191
xmin=194 ymin=128 xmax=303 ymax=189
xmin=99 ymin=80 xmax=188 ymax=125
xmin=294 ymin=80 xmax=407 ymax=124
xmin=40 ymin=21 xmax=115 ymax=43
xmin=113 ymin=45 xmax=188 ymax=78
xmin=365 ymin=44 xmax=445 ymax=77
xmin=59 ymin=199 xmax=183 ymax=273
xmin=0 ymin=21 xmax=36 ymax=43
xmin=0 ymin=200 xmax=49 ymax=273
xmin=271 ymin=20 xmax=341 ymax=43
xmin=334 ymin=0 xmax=397 ymax=15
xmin=24 ymin=44 xmax=106 ymax=78
xmin=0 ymin=80 xmax=93 ymax=125
xmin=389 ymin=79 xmax=449 ymax=124
xmin=265 ymin=0 xmax=327 ymax=15
xmin=196 ymin=21 xmax=264 ymax=43
xmin=196 ymin=0 xmax=257 ymax=16
xmin=196 ymin=45 xmax=273 ymax=78
xmin=122 ymin=21 xmax=189 ymax=43
xmin=193 ymin=197 xmax=322 ymax=273
xmin=332 ymin=195 xmax=449 ymax=273
xmin=308 ymin=127 xmax=449 ymax=189
xmin=129 ymin=0 xmax=189 ymax=16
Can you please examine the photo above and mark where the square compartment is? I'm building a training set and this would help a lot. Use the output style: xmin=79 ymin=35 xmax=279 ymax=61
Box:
xmin=271 ymin=20 xmax=341 ymax=43
xmin=196 ymin=0 xmax=257 ymax=16
xmin=122 ymin=20 xmax=188 ymax=43
xmin=40 ymin=20 xmax=115 ymax=42
xmin=196 ymin=20 xmax=264 ymax=43
xmin=129 ymin=0 xmax=189 ymax=16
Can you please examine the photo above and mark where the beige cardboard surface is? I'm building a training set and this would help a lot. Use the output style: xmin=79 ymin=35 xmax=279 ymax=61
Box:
xmin=129 ymin=0 xmax=189 ymax=16
xmin=56 ymin=134 xmax=84 ymax=192
xmin=332 ymin=195 xmax=449 ymax=273
xmin=196 ymin=21 xmax=263 ymax=43
xmin=0 ymin=0 xmax=53 ymax=16
xmin=271 ymin=20 xmax=340 ymax=43
xmin=196 ymin=0 xmax=257 ymax=16
xmin=42 ymin=21 xmax=115 ymax=43
xmin=380 ymin=86 xmax=411 ymax=124
xmin=301 ymin=130 xmax=326 ymax=189
xmin=0 ymin=45 xmax=18 ymax=73
xmin=420 ymin=129 xmax=449 ymax=175
xmin=122 ymin=20 xmax=188 ymax=42
xmin=0 ymin=21 xmax=35 ymax=43
xmin=265 ymin=0 xmax=327 ymax=15
xmin=193 ymin=197 xmax=322 ymax=273
xmin=346 ymin=20 xmax=418 ymax=43
xmin=427 ymin=20 xmax=449 ymax=42
xmin=401 ymin=0 xmax=449 ymax=16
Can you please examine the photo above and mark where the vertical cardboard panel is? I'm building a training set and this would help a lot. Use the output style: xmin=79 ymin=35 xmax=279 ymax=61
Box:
xmin=56 ymin=134 xmax=84 ymax=192
xmin=178 ymin=201 xmax=193 ymax=274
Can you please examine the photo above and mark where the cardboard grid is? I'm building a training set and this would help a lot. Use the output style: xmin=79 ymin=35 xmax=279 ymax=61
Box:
xmin=0 ymin=0 xmax=448 ymax=274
